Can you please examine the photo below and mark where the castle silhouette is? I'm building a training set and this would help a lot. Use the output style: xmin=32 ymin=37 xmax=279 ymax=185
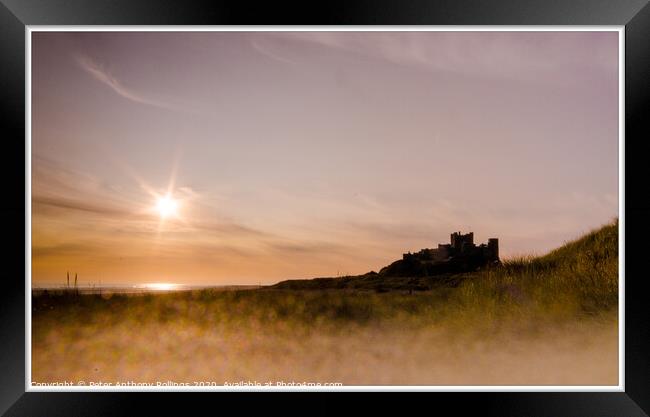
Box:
xmin=402 ymin=232 xmax=499 ymax=264
xmin=379 ymin=232 xmax=499 ymax=277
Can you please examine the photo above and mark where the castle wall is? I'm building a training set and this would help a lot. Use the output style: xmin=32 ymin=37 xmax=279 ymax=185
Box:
xmin=433 ymin=244 xmax=450 ymax=261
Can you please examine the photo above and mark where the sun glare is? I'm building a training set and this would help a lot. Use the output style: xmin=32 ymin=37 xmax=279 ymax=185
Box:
xmin=156 ymin=195 xmax=178 ymax=218
xmin=145 ymin=282 xmax=178 ymax=291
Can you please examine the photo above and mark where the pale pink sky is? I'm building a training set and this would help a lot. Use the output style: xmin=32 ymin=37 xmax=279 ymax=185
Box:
xmin=31 ymin=31 xmax=619 ymax=285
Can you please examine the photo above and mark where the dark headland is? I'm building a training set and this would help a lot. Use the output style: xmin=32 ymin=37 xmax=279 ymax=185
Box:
xmin=270 ymin=222 xmax=618 ymax=295
xmin=271 ymin=231 xmax=501 ymax=292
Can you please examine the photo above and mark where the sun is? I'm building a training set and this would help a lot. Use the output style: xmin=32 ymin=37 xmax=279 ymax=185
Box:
xmin=155 ymin=195 xmax=179 ymax=218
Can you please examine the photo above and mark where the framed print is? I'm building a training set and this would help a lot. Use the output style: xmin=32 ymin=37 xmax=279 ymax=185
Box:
xmin=1 ymin=0 xmax=649 ymax=415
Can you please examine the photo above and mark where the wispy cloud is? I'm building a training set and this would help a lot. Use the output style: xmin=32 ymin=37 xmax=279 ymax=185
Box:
xmin=250 ymin=38 xmax=300 ymax=66
xmin=257 ymin=32 xmax=618 ymax=86
xmin=33 ymin=195 xmax=130 ymax=217
xmin=76 ymin=55 xmax=173 ymax=109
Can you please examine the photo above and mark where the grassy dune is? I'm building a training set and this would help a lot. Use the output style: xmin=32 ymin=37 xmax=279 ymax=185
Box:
xmin=32 ymin=220 xmax=619 ymax=386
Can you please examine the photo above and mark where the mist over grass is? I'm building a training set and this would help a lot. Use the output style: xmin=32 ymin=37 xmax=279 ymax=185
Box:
xmin=32 ymin=220 xmax=619 ymax=385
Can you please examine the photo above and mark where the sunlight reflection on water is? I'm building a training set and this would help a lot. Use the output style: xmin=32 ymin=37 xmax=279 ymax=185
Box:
xmin=139 ymin=283 xmax=180 ymax=291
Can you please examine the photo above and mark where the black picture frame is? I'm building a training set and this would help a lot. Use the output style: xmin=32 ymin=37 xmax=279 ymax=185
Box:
xmin=2 ymin=0 xmax=649 ymax=415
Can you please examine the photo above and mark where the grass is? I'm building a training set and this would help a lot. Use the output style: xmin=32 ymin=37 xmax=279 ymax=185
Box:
xmin=264 ymin=218 xmax=619 ymax=325
xmin=31 ymin=220 xmax=619 ymax=385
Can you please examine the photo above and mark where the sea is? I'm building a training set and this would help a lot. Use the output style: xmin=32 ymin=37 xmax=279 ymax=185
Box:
xmin=31 ymin=283 xmax=263 ymax=295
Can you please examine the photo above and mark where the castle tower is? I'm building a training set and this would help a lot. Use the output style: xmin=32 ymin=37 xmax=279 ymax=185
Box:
xmin=488 ymin=238 xmax=499 ymax=261
xmin=451 ymin=231 xmax=474 ymax=252
xmin=450 ymin=232 xmax=461 ymax=250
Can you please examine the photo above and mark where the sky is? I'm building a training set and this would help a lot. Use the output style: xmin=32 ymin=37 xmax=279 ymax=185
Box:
xmin=31 ymin=31 xmax=619 ymax=286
